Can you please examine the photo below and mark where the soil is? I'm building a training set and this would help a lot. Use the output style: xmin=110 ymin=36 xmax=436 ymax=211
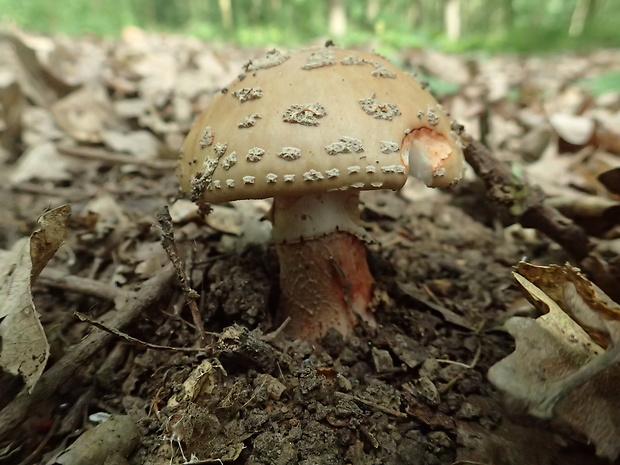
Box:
xmin=3 ymin=185 xmax=607 ymax=465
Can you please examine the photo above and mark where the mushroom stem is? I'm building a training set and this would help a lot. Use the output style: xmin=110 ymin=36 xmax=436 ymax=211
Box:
xmin=271 ymin=192 xmax=376 ymax=339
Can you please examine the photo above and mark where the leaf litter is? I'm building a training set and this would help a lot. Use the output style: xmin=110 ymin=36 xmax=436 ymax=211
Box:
xmin=0 ymin=204 xmax=70 ymax=392
xmin=0 ymin=28 xmax=618 ymax=464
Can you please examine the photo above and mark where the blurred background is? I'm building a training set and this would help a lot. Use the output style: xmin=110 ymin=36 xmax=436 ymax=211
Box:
xmin=1 ymin=0 xmax=619 ymax=52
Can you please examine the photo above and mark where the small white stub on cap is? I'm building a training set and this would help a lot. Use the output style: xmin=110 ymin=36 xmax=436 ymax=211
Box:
xmin=247 ymin=147 xmax=265 ymax=162
xmin=279 ymin=147 xmax=301 ymax=160
xmin=303 ymin=170 xmax=324 ymax=181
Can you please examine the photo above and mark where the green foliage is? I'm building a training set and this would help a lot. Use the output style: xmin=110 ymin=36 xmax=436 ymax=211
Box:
xmin=0 ymin=0 xmax=618 ymax=53
xmin=578 ymin=71 xmax=620 ymax=96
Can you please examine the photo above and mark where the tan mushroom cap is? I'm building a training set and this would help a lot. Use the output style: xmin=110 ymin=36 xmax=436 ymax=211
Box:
xmin=178 ymin=47 xmax=463 ymax=203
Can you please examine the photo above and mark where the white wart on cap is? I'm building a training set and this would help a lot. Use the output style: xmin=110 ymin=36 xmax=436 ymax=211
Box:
xmin=178 ymin=47 xmax=464 ymax=204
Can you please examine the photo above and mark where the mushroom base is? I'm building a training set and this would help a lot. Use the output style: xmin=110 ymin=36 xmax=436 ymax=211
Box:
xmin=276 ymin=231 xmax=375 ymax=340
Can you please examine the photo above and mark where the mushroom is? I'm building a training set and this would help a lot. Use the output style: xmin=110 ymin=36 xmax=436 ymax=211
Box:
xmin=178 ymin=47 xmax=464 ymax=340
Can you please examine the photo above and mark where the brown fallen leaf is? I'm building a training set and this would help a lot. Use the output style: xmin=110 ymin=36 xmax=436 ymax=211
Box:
xmin=488 ymin=263 xmax=620 ymax=460
xmin=515 ymin=262 xmax=620 ymax=347
xmin=0 ymin=205 xmax=70 ymax=392
xmin=51 ymin=82 xmax=119 ymax=143
xmin=0 ymin=32 xmax=75 ymax=107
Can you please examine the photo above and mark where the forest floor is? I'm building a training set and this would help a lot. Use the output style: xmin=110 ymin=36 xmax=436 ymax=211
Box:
xmin=0 ymin=29 xmax=619 ymax=465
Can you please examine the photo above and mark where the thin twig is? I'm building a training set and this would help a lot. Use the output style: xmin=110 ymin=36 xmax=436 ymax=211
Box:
xmin=435 ymin=359 xmax=472 ymax=369
xmin=259 ymin=317 xmax=291 ymax=342
xmin=463 ymin=136 xmax=592 ymax=261
xmin=157 ymin=206 xmax=207 ymax=347
xmin=0 ymin=265 xmax=175 ymax=441
xmin=438 ymin=343 xmax=483 ymax=395
xmin=75 ymin=312 xmax=213 ymax=353
xmin=463 ymin=136 xmax=620 ymax=302
xmin=57 ymin=144 xmax=176 ymax=170
xmin=333 ymin=391 xmax=407 ymax=418
xmin=38 ymin=267 xmax=129 ymax=301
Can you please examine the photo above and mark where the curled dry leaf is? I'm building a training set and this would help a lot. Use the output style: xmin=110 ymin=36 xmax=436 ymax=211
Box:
xmin=167 ymin=359 xmax=220 ymax=409
xmin=488 ymin=262 xmax=620 ymax=460
xmin=0 ymin=204 xmax=70 ymax=392
xmin=515 ymin=261 xmax=620 ymax=347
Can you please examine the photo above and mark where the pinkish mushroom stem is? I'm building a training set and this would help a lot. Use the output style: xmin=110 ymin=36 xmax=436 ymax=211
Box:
xmin=271 ymin=192 xmax=376 ymax=339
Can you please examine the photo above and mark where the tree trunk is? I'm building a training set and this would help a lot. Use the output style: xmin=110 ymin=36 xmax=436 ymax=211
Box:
xmin=366 ymin=0 xmax=380 ymax=22
xmin=329 ymin=0 xmax=348 ymax=38
xmin=218 ymin=0 xmax=233 ymax=31
xmin=444 ymin=0 xmax=462 ymax=41
xmin=569 ymin=0 xmax=598 ymax=37
xmin=501 ymin=0 xmax=514 ymax=31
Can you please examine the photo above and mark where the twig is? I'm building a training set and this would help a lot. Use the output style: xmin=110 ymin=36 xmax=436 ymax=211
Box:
xmin=435 ymin=360 xmax=472 ymax=369
xmin=0 ymin=265 xmax=175 ymax=441
xmin=463 ymin=136 xmax=620 ymax=302
xmin=157 ymin=206 xmax=207 ymax=347
xmin=463 ymin=137 xmax=592 ymax=261
xmin=10 ymin=183 xmax=88 ymax=202
xmin=38 ymin=267 xmax=129 ymax=301
xmin=333 ymin=391 xmax=407 ymax=418
xmin=75 ymin=312 xmax=212 ymax=353
xmin=259 ymin=317 xmax=290 ymax=342
xmin=438 ymin=343 xmax=482 ymax=395
xmin=57 ymin=144 xmax=177 ymax=170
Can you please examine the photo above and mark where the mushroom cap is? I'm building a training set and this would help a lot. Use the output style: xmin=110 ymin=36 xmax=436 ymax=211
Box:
xmin=178 ymin=47 xmax=463 ymax=203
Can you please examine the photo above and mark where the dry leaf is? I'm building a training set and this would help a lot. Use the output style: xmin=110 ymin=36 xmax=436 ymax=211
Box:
xmin=515 ymin=262 xmax=620 ymax=347
xmin=489 ymin=265 xmax=620 ymax=460
xmin=101 ymin=129 xmax=160 ymax=160
xmin=549 ymin=113 xmax=595 ymax=146
xmin=30 ymin=205 xmax=72 ymax=280
xmin=51 ymin=82 xmax=119 ymax=143
xmin=169 ymin=199 xmax=200 ymax=223
xmin=0 ymin=32 xmax=75 ymax=107
xmin=167 ymin=359 xmax=219 ymax=409
xmin=10 ymin=141 xmax=72 ymax=183
xmin=0 ymin=205 xmax=71 ymax=391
